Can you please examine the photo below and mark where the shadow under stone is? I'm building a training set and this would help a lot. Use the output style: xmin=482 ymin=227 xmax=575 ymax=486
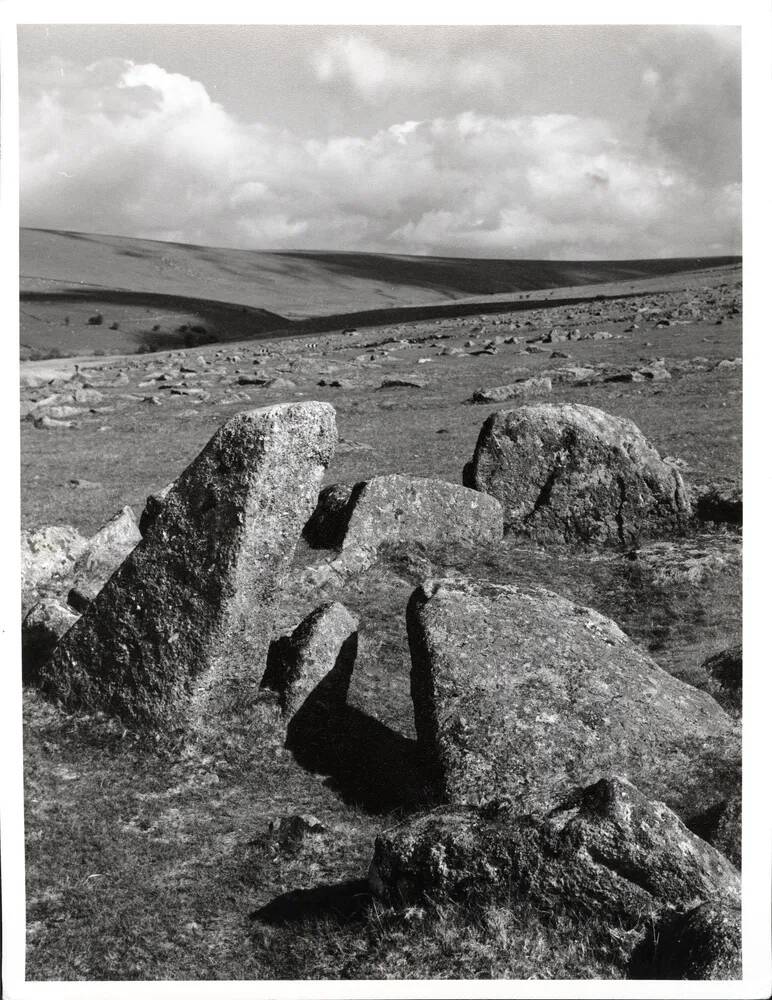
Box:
xmin=250 ymin=878 xmax=373 ymax=927
xmin=286 ymin=694 xmax=429 ymax=814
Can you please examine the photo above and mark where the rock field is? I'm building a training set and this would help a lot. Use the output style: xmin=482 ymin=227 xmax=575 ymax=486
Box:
xmin=20 ymin=262 xmax=742 ymax=981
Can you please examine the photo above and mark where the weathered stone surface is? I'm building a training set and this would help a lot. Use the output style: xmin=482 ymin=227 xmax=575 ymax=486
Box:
xmin=701 ymin=645 xmax=742 ymax=714
xmin=470 ymin=377 xmax=552 ymax=404
xmin=693 ymin=792 xmax=741 ymax=870
xmin=68 ymin=506 xmax=141 ymax=600
xmin=262 ymin=601 xmax=358 ymax=719
xmin=302 ymin=476 xmax=503 ymax=585
xmin=138 ymin=483 xmax=174 ymax=537
xmin=463 ymin=403 xmax=691 ymax=543
xmin=630 ymin=901 xmax=741 ymax=979
xmin=303 ymin=483 xmax=354 ymax=549
xmin=21 ymin=525 xmax=87 ymax=595
xmin=22 ymin=600 xmax=79 ymax=685
xmin=38 ymin=403 xmax=337 ymax=730
xmin=369 ymin=777 xmax=740 ymax=929
xmin=341 ymin=475 xmax=503 ymax=555
xmin=407 ymin=577 xmax=739 ymax=822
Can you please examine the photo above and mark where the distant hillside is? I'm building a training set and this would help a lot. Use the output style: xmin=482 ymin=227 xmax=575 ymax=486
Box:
xmin=20 ymin=228 xmax=741 ymax=359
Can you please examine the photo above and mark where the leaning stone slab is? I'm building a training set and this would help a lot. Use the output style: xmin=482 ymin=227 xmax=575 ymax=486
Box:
xmin=463 ymin=403 xmax=691 ymax=543
xmin=369 ymin=777 xmax=740 ymax=932
xmin=407 ymin=577 xmax=739 ymax=824
xmin=263 ymin=601 xmax=358 ymax=719
xmin=39 ymin=403 xmax=337 ymax=730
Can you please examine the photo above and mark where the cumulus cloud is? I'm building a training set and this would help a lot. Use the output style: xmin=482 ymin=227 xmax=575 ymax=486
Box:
xmin=20 ymin=57 xmax=740 ymax=258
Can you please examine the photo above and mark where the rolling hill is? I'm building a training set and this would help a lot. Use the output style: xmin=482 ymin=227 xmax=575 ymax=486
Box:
xmin=20 ymin=228 xmax=741 ymax=359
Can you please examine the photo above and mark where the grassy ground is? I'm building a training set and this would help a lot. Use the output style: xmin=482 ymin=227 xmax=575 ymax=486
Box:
xmin=20 ymin=262 xmax=742 ymax=980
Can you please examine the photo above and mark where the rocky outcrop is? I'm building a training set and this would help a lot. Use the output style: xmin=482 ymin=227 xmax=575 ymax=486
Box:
xmin=369 ymin=777 xmax=740 ymax=930
xmin=463 ymin=403 xmax=691 ymax=543
xmin=38 ymin=403 xmax=337 ymax=730
xmin=407 ymin=577 xmax=739 ymax=823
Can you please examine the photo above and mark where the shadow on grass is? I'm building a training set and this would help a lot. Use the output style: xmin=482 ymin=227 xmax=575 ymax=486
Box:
xmin=250 ymin=878 xmax=373 ymax=927
xmin=286 ymin=698 xmax=430 ymax=815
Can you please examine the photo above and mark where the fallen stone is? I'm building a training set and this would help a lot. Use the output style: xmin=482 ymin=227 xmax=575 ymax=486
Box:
xmin=463 ymin=403 xmax=691 ymax=543
xmin=21 ymin=525 xmax=87 ymax=594
xmin=379 ymin=377 xmax=427 ymax=389
xmin=38 ymin=402 xmax=337 ymax=730
xmin=469 ymin=377 xmax=552 ymax=404
xmin=369 ymin=777 xmax=740 ymax=933
xmin=68 ymin=506 xmax=142 ymax=602
xmin=340 ymin=475 xmax=503 ymax=557
xmin=407 ymin=577 xmax=739 ymax=822
xmin=33 ymin=415 xmax=76 ymax=430
xmin=262 ymin=601 xmax=358 ymax=718
xmin=22 ymin=599 xmax=80 ymax=685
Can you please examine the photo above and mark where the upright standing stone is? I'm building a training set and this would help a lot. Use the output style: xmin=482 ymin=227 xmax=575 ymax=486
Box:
xmin=39 ymin=403 xmax=337 ymax=730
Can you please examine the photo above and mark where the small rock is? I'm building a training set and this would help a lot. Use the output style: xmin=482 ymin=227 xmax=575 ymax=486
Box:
xmin=263 ymin=601 xmax=358 ymax=719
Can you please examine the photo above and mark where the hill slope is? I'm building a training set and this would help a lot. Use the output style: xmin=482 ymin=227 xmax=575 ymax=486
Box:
xmin=20 ymin=228 xmax=740 ymax=359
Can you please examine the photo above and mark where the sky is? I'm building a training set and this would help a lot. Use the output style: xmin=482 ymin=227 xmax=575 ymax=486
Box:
xmin=17 ymin=24 xmax=741 ymax=259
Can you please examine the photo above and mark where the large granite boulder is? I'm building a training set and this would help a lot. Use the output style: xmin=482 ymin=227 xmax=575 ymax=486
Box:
xmin=369 ymin=777 xmax=740 ymax=932
xmin=463 ymin=403 xmax=691 ymax=543
xmin=407 ymin=577 xmax=739 ymax=825
xmin=38 ymin=403 xmax=337 ymax=730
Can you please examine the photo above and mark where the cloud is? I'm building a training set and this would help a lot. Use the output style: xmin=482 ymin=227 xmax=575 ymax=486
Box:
xmin=310 ymin=33 xmax=519 ymax=104
xmin=20 ymin=58 xmax=740 ymax=258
